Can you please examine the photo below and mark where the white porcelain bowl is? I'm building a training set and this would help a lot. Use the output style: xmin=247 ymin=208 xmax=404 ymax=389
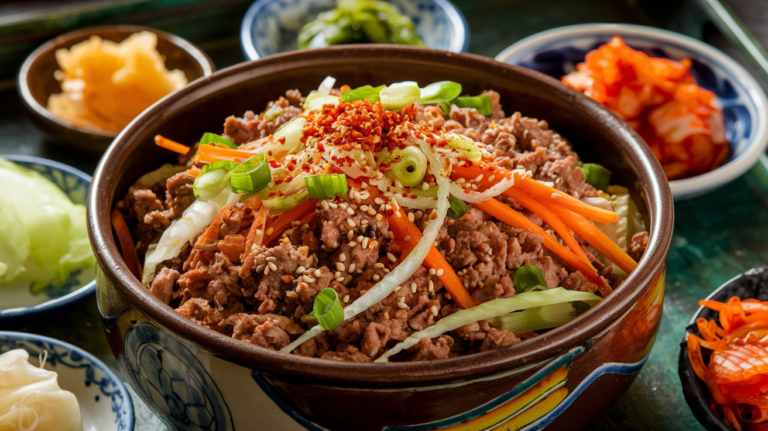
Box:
xmin=0 ymin=331 xmax=134 ymax=431
xmin=496 ymin=24 xmax=768 ymax=199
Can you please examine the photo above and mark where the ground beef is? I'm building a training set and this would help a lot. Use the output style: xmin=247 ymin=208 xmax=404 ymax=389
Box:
xmin=125 ymin=88 xmax=651 ymax=363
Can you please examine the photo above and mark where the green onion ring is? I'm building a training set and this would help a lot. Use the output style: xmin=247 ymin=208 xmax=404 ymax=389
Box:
xmin=230 ymin=153 xmax=271 ymax=194
xmin=313 ymin=288 xmax=344 ymax=330
xmin=304 ymin=174 xmax=348 ymax=199
xmin=200 ymin=132 xmax=237 ymax=149
xmin=513 ymin=264 xmax=548 ymax=293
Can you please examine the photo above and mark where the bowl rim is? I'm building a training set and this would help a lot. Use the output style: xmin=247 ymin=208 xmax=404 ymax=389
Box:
xmin=0 ymin=330 xmax=135 ymax=431
xmin=17 ymin=24 xmax=216 ymax=140
xmin=494 ymin=23 xmax=768 ymax=200
xmin=677 ymin=267 xmax=768 ymax=431
xmin=88 ymin=45 xmax=673 ymax=387
xmin=0 ymin=154 xmax=96 ymax=322
xmin=239 ymin=0 xmax=470 ymax=60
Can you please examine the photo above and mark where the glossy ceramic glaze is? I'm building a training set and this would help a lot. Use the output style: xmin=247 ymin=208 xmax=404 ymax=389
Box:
xmin=18 ymin=25 xmax=215 ymax=153
xmin=88 ymin=46 xmax=673 ymax=431
xmin=0 ymin=331 xmax=135 ymax=431
xmin=240 ymin=0 xmax=469 ymax=60
xmin=495 ymin=24 xmax=768 ymax=200
xmin=679 ymin=267 xmax=768 ymax=431
xmin=0 ymin=155 xmax=95 ymax=323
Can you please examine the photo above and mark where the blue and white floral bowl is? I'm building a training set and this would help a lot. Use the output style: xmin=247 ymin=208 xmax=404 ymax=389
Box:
xmin=496 ymin=24 xmax=768 ymax=199
xmin=0 ymin=155 xmax=95 ymax=321
xmin=240 ymin=0 xmax=469 ymax=60
xmin=0 ymin=331 xmax=134 ymax=431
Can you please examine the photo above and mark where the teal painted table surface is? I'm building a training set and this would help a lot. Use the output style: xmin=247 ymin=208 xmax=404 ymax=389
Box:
xmin=1 ymin=0 xmax=767 ymax=430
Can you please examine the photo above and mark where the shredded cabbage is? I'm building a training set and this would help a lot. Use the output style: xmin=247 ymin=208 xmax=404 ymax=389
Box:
xmin=0 ymin=158 xmax=94 ymax=292
xmin=488 ymin=300 xmax=599 ymax=333
xmin=142 ymin=187 xmax=240 ymax=286
xmin=376 ymin=288 xmax=602 ymax=362
xmin=594 ymin=186 xmax=646 ymax=278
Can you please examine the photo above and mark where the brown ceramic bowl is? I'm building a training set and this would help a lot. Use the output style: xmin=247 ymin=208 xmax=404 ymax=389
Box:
xmin=18 ymin=25 xmax=214 ymax=153
xmin=88 ymin=46 xmax=673 ymax=431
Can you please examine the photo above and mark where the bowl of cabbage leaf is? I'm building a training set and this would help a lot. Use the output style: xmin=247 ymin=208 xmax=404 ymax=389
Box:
xmin=0 ymin=155 xmax=95 ymax=321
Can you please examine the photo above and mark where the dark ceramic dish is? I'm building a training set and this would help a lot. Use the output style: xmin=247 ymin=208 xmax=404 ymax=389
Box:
xmin=18 ymin=25 xmax=215 ymax=153
xmin=679 ymin=267 xmax=768 ymax=431
xmin=88 ymin=45 xmax=673 ymax=431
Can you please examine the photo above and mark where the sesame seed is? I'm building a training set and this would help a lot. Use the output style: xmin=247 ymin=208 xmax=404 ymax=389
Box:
xmin=387 ymin=253 xmax=397 ymax=262
xmin=347 ymin=207 xmax=355 ymax=215
xmin=349 ymin=241 xmax=357 ymax=247
xmin=369 ymin=240 xmax=377 ymax=249
xmin=336 ymin=276 xmax=345 ymax=283
xmin=336 ymin=262 xmax=346 ymax=272
xmin=357 ymin=235 xmax=364 ymax=242
xmin=428 ymin=280 xmax=434 ymax=292
xmin=340 ymin=203 xmax=348 ymax=210
xmin=314 ymin=269 xmax=322 ymax=277
xmin=264 ymin=266 xmax=270 ymax=275
xmin=374 ymin=263 xmax=385 ymax=269
xmin=291 ymin=220 xmax=300 ymax=227
xmin=456 ymin=178 xmax=465 ymax=184
xmin=266 ymin=256 xmax=276 ymax=262
xmin=340 ymin=253 xmax=346 ymax=262
xmin=343 ymin=295 xmax=350 ymax=303
xmin=367 ymin=208 xmax=377 ymax=216
xmin=475 ymin=174 xmax=484 ymax=182
xmin=431 ymin=305 xmax=439 ymax=316
xmin=373 ymin=274 xmax=380 ymax=281
xmin=411 ymin=283 xmax=417 ymax=293
xmin=408 ymin=212 xmax=414 ymax=222
xmin=429 ymin=210 xmax=438 ymax=220
xmin=347 ymin=218 xmax=357 ymax=227
xmin=268 ymin=262 xmax=278 ymax=271
xmin=335 ymin=271 xmax=342 ymax=278
xmin=415 ymin=211 xmax=423 ymax=220
xmin=375 ymin=213 xmax=384 ymax=221
xmin=266 ymin=227 xmax=274 ymax=235
xmin=302 ymin=224 xmax=310 ymax=231
xmin=383 ymin=312 xmax=390 ymax=320
xmin=436 ymin=269 xmax=444 ymax=276
xmin=429 ymin=268 xmax=436 ymax=275
xmin=489 ymin=175 xmax=495 ymax=182
xmin=551 ymin=193 xmax=561 ymax=199
xmin=395 ymin=211 xmax=401 ymax=218
xmin=421 ymin=182 xmax=430 ymax=190
xmin=394 ymin=285 xmax=402 ymax=292
xmin=296 ymin=266 xmax=306 ymax=274
xmin=383 ymin=268 xmax=390 ymax=273
xmin=404 ymin=235 xmax=412 ymax=242
xmin=445 ymin=293 xmax=452 ymax=300
xmin=374 ymin=197 xmax=385 ymax=205
xmin=286 ymin=291 xmax=298 ymax=298
xmin=304 ymin=275 xmax=316 ymax=283
xmin=361 ymin=205 xmax=369 ymax=211
xmin=347 ymin=230 xmax=355 ymax=240
xmin=348 ymin=263 xmax=356 ymax=273
xmin=281 ymin=275 xmax=293 ymax=283
xmin=361 ymin=182 xmax=368 ymax=189
xmin=398 ymin=301 xmax=408 ymax=309
xmin=328 ymin=202 xmax=338 ymax=209
xmin=362 ymin=237 xmax=369 ymax=249
xmin=321 ymin=201 xmax=330 ymax=211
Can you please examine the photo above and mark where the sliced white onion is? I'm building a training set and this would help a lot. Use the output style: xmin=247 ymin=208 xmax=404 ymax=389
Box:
xmin=581 ymin=196 xmax=613 ymax=212
xmin=141 ymin=187 xmax=240 ymax=286
xmin=281 ymin=146 xmax=450 ymax=354
xmin=321 ymin=148 xmax=368 ymax=179
xmin=447 ymin=174 xmax=516 ymax=204
xmin=375 ymin=288 xmax=602 ymax=362
xmin=317 ymin=76 xmax=336 ymax=96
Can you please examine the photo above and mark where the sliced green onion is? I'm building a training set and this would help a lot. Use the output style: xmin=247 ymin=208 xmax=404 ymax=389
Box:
xmin=305 ymin=174 xmax=348 ymax=199
xmin=376 ymin=287 xmax=603 ymax=362
xmin=583 ymin=163 xmax=612 ymax=192
xmin=447 ymin=195 xmax=469 ymax=219
xmin=420 ymin=81 xmax=462 ymax=104
xmin=391 ymin=146 xmax=427 ymax=187
xmin=488 ymin=300 xmax=598 ymax=333
xmin=410 ymin=187 xmax=438 ymax=198
xmin=261 ymin=190 xmax=309 ymax=212
xmin=454 ymin=95 xmax=492 ymax=116
xmin=313 ymin=287 xmax=344 ymax=330
xmin=230 ymin=154 xmax=271 ymax=194
xmin=193 ymin=160 xmax=239 ymax=200
xmin=513 ymin=264 xmax=548 ymax=293
xmin=446 ymin=134 xmax=483 ymax=162
xmin=300 ymin=311 xmax=318 ymax=325
xmin=380 ymin=82 xmax=420 ymax=112
xmin=272 ymin=116 xmax=307 ymax=156
xmin=200 ymin=132 xmax=236 ymax=149
xmin=341 ymin=85 xmax=386 ymax=103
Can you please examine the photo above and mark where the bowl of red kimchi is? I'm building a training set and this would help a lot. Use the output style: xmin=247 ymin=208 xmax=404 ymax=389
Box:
xmin=88 ymin=45 xmax=672 ymax=431
xmin=497 ymin=24 xmax=768 ymax=200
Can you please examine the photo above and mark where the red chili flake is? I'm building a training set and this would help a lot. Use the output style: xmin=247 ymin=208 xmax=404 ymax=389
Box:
xmin=410 ymin=194 xmax=417 ymax=199
xmin=268 ymin=150 xmax=273 ymax=156
xmin=268 ymin=192 xmax=276 ymax=198
xmin=278 ymin=137 xmax=286 ymax=144
xmin=402 ymin=193 xmax=409 ymax=198
xmin=318 ymin=143 xmax=325 ymax=152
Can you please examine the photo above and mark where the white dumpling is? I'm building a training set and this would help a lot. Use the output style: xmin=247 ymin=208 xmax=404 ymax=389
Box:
xmin=0 ymin=349 xmax=82 ymax=431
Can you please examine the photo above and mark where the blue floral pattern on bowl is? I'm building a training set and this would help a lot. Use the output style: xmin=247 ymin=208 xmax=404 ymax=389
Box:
xmin=240 ymin=0 xmax=469 ymax=60
xmin=495 ymin=24 xmax=768 ymax=199
xmin=124 ymin=322 xmax=234 ymax=431
xmin=0 ymin=331 xmax=134 ymax=431
xmin=0 ymin=155 xmax=95 ymax=321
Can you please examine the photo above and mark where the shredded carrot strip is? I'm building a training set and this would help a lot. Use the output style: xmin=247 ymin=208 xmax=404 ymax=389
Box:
xmin=194 ymin=206 xmax=228 ymax=248
xmin=388 ymin=200 xmax=476 ymax=309
xmin=240 ymin=205 xmax=267 ymax=277
xmin=263 ymin=199 xmax=319 ymax=245
xmin=198 ymin=144 xmax=254 ymax=161
xmin=452 ymin=164 xmax=619 ymax=224
xmin=187 ymin=168 xmax=201 ymax=177
xmin=155 ymin=135 xmax=190 ymax=155
xmin=472 ymin=198 xmax=607 ymax=292
xmin=504 ymin=187 xmax=591 ymax=265
xmin=537 ymin=199 xmax=637 ymax=275
xmin=110 ymin=209 xmax=141 ymax=279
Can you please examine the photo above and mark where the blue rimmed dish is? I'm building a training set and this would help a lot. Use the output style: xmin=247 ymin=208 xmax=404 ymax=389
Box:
xmin=240 ymin=0 xmax=469 ymax=61
xmin=0 ymin=331 xmax=135 ymax=431
xmin=495 ymin=24 xmax=768 ymax=200
xmin=678 ymin=267 xmax=768 ymax=431
xmin=0 ymin=155 xmax=95 ymax=322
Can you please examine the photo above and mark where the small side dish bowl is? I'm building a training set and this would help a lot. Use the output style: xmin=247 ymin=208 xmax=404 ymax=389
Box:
xmin=0 ymin=331 xmax=134 ymax=431
xmin=18 ymin=25 xmax=215 ymax=152
xmin=495 ymin=24 xmax=768 ymax=200
xmin=0 ymin=155 xmax=94 ymax=323
xmin=678 ymin=267 xmax=768 ymax=431
xmin=240 ymin=0 xmax=469 ymax=60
